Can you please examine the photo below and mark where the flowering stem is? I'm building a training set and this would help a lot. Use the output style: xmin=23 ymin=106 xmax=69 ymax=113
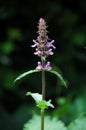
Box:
xmin=31 ymin=18 xmax=55 ymax=130
xmin=41 ymin=58 xmax=46 ymax=130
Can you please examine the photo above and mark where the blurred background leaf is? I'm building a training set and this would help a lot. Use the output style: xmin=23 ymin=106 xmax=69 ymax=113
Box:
xmin=23 ymin=115 xmax=67 ymax=130
xmin=67 ymin=114 xmax=86 ymax=130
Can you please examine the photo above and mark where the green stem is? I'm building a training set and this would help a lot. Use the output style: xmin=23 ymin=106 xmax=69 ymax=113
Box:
xmin=42 ymin=70 xmax=46 ymax=100
xmin=41 ymin=57 xmax=46 ymax=130
xmin=41 ymin=109 xmax=45 ymax=130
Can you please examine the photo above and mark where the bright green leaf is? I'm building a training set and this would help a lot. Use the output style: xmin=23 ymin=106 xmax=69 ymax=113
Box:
xmin=36 ymin=100 xmax=48 ymax=109
xmin=37 ymin=100 xmax=54 ymax=109
xmin=26 ymin=92 xmax=54 ymax=109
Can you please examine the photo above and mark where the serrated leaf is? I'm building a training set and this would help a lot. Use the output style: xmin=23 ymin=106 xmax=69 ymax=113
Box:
xmin=23 ymin=115 xmax=67 ymax=130
xmin=14 ymin=70 xmax=40 ymax=82
xmin=48 ymin=70 xmax=67 ymax=88
xmin=67 ymin=114 xmax=86 ymax=130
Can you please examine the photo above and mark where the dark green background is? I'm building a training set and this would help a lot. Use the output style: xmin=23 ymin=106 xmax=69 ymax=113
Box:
xmin=0 ymin=0 xmax=86 ymax=130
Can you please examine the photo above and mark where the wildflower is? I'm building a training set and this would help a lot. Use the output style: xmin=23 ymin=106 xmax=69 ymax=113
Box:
xmin=36 ymin=61 xmax=52 ymax=71
xmin=44 ymin=61 xmax=52 ymax=70
xmin=36 ymin=61 xmax=42 ymax=70
xmin=46 ymin=40 xmax=56 ymax=49
xmin=32 ymin=18 xmax=56 ymax=70
xmin=31 ymin=40 xmax=39 ymax=47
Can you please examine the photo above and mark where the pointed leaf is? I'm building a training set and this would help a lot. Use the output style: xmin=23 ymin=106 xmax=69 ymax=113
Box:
xmin=14 ymin=70 xmax=40 ymax=82
xmin=48 ymin=70 xmax=67 ymax=88
xmin=46 ymin=99 xmax=54 ymax=108
xmin=14 ymin=69 xmax=67 ymax=88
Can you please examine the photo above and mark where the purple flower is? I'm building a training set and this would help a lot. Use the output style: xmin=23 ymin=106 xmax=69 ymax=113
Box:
xmin=36 ymin=61 xmax=52 ymax=71
xmin=36 ymin=61 xmax=42 ymax=70
xmin=34 ymin=49 xmax=43 ymax=56
xmin=31 ymin=40 xmax=39 ymax=47
xmin=31 ymin=19 xmax=56 ymax=58
xmin=32 ymin=18 xmax=55 ymax=71
xmin=44 ymin=61 xmax=52 ymax=70
xmin=48 ymin=49 xmax=54 ymax=55
xmin=32 ymin=40 xmax=55 ymax=57
xmin=46 ymin=40 xmax=56 ymax=49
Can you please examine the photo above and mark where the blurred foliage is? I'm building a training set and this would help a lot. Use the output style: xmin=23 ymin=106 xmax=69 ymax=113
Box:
xmin=23 ymin=114 xmax=86 ymax=130
xmin=67 ymin=114 xmax=86 ymax=130
xmin=0 ymin=0 xmax=86 ymax=130
xmin=23 ymin=115 xmax=67 ymax=130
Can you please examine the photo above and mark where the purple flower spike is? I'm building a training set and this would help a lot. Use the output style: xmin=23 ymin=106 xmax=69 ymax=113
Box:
xmin=46 ymin=40 xmax=56 ymax=49
xmin=36 ymin=61 xmax=42 ymax=70
xmin=32 ymin=18 xmax=55 ymax=70
xmin=31 ymin=40 xmax=39 ymax=47
xmin=44 ymin=61 xmax=52 ymax=70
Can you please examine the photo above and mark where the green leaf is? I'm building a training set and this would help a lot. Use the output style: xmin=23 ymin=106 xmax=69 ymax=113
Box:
xmin=26 ymin=92 xmax=54 ymax=109
xmin=14 ymin=70 xmax=40 ymax=82
xmin=26 ymin=92 xmax=42 ymax=102
xmin=23 ymin=115 xmax=67 ymax=130
xmin=46 ymin=99 xmax=54 ymax=108
xmin=49 ymin=70 xmax=67 ymax=88
xmin=37 ymin=99 xmax=54 ymax=109
xmin=36 ymin=100 xmax=48 ymax=109
xmin=67 ymin=114 xmax=86 ymax=130
xmin=14 ymin=69 xmax=67 ymax=88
